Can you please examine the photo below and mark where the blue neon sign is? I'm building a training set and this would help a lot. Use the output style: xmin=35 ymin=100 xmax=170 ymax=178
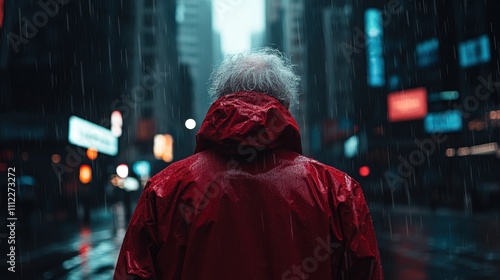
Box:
xmin=365 ymin=9 xmax=385 ymax=87
xmin=424 ymin=110 xmax=462 ymax=133
xmin=459 ymin=35 xmax=491 ymax=68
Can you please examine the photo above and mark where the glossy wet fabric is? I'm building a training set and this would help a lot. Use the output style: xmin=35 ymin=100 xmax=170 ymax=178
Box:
xmin=114 ymin=92 xmax=383 ymax=280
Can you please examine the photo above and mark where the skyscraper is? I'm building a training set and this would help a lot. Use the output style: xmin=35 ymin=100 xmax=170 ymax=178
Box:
xmin=176 ymin=0 xmax=214 ymax=126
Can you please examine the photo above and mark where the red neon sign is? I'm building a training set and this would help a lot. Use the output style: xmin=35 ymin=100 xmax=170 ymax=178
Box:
xmin=387 ymin=87 xmax=428 ymax=122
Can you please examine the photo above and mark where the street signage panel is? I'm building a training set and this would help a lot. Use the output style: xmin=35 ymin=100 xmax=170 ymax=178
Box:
xmin=424 ymin=110 xmax=462 ymax=133
xmin=68 ymin=116 xmax=118 ymax=156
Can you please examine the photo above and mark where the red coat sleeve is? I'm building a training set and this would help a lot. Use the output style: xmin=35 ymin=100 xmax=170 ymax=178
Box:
xmin=114 ymin=184 xmax=160 ymax=280
xmin=332 ymin=176 xmax=384 ymax=280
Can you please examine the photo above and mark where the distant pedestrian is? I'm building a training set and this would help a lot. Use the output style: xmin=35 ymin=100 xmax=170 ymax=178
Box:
xmin=114 ymin=48 xmax=383 ymax=280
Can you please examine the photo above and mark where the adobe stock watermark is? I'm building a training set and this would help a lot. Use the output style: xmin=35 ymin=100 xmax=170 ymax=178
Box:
xmin=452 ymin=74 xmax=500 ymax=118
xmin=8 ymin=0 xmax=71 ymax=53
xmin=177 ymin=159 xmax=239 ymax=224
xmin=214 ymin=0 xmax=243 ymax=21
xmin=384 ymin=133 xmax=447 ymax=190
xmin=178 ymin=110 xmax=290 ymax=224
xmin=384 ymin=73 xmax=500 ymax=189
xmin=282 ymin=235 xmax=341 ymax=280
xmin=237 ymin=108 xmax=291 ymax=162
xmin=51 ymin=66 xmax=169 ymax=177
xmin=341 ymin=0 xmax=405 ymax=63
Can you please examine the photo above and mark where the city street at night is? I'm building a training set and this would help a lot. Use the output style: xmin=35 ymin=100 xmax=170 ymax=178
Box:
xmin=2 ymin=0 xmax=500 ymax=279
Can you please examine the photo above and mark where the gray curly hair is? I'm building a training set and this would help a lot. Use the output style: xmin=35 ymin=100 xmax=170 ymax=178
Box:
xmin=208 ymin=48 xmax=300 ymax=108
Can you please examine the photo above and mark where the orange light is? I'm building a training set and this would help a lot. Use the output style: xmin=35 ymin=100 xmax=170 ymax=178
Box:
xmin=110 ymin=175 xmax=122 ymax=187
xmin=154 ymin=134 xmax=173 ymax=162
xmin=86 ymin=148 xmax=98 ymax=160
xmin=51 ymin=154 xmax=61 ymax=163
xmin=154 ymin=135 xmax=166 ymax=159
xmin=79 ymin=165 xmax=92 ymax=184
xmin=162 ymin=153 xmax=173 ymax=163
xmin=163 ymin=134 xmax=173 ymax=162
xmin=359 ymin=166 xmax=370 ymax=177
xmin=445 ymin=148 xmax=455 ymax=157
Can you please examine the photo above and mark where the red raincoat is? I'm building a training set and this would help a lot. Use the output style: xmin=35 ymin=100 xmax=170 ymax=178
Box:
xmin=114 ymin=92 xmax=383 ymax=280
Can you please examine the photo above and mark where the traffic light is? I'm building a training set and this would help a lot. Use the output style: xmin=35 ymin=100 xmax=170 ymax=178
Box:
xmin=359 ymin=166 xmax=370 ymax=177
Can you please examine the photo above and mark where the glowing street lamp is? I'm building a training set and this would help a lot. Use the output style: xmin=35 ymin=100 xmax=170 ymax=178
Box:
xmin=116 ymin=164 xmax=129 ymax=178
xmin=185 ymin=119 xmax=196 ymax=130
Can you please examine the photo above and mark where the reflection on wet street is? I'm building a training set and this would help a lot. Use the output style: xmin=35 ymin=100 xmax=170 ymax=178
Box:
xmin=0 ymin=207 xmax=124 ymax=280
xmin=1 ymin=203 xmax=498 ymax=280
xmin=372 ymin=205 xmax=500 ymax=280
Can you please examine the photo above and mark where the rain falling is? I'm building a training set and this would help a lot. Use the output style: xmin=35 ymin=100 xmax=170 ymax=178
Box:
xmin=0 ymin=0 xmax=499 ymax=279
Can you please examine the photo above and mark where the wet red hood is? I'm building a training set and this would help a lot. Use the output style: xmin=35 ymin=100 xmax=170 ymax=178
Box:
xmin=195 ymin=92 xmax=302 ymax=155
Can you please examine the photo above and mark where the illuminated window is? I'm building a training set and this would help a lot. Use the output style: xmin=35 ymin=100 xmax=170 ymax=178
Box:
xmin=459 ymin=35 xmax=491 ymax=68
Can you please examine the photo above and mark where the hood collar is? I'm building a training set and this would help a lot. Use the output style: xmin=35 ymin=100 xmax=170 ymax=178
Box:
xmin=195 ymin=92 xmax=302 ymax=157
